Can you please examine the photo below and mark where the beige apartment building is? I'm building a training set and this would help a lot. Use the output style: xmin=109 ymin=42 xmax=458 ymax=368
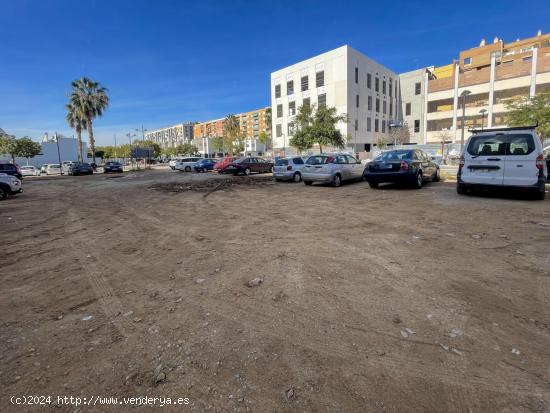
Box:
xmin=145 ymin=122 xmax=195 ymax=148
xmin=420 ymin=31 xmax=550 ymax=144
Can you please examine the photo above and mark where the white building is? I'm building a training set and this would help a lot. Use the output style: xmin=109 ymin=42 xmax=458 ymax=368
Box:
xmin=270 ymin=45 xmax=401 ymax=155
xmin=145 ymin=122 xmax=194 ymax=149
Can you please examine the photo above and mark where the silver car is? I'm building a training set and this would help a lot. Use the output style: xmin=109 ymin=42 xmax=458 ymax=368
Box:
xmin=175 ymin=157 xmax=203 ymax=172
xmin=302 ymin=154 xmax=364 ymax=187
xmin=273 ymin=157 xmax=305 ymax=182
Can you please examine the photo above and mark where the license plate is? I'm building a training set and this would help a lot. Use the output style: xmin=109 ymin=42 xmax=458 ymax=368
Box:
xmin=381 ymin=164 xmax=392 ymax=169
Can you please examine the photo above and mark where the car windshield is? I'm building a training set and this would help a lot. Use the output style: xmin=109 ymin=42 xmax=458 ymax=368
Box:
xmin=275 ymin=159 xmax=289 ymax=166
xmin=21 ymin=166 xmax=34 ymax=169
xmin=375 ymin=150 xmax=413 ymax=161
xmin=50 ymin=164 xmax=60 ymax=168
xmin=234 ymin=158 xmax=246 ymax=163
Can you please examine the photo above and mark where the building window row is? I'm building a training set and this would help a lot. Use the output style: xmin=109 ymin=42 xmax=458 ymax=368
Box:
xmin=275 ymin=70 xmax=324 ymax=98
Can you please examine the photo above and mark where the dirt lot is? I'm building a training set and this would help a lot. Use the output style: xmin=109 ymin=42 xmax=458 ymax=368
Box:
xmin=1 ymin=170 xmax=550 ymax=412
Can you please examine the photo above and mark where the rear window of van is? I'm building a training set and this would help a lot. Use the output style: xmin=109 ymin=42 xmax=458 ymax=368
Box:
xmin=467 ymin=133 xmax=535 ymax=156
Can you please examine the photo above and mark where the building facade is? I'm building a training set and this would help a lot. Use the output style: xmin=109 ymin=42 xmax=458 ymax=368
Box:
xmin=192 ymin=107 xmax=270 ymax=156
xmin=145 ymin=122 xmax=194 ymax=149
xmin=270 ymin=45 xmax=401 ymax=155
xmin=423 ymin=31 xmax=550 ymax=144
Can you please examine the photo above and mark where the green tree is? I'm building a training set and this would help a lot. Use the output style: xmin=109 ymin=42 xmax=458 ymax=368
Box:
xmin=175 ymin=143 xmax=198 ymax=155
xmin=289 ymin=104 xmax=314 ymax=152
xmin=134 ymin=139 xmax=161 ymax=157
xmin=15 ymin=137 xmax=42 ymax=164
xmin=223 ymin=114 xmax=241 ymax=154
xmin=0 ymin=134 xmax=18 ymax=162
xmin=65 ymin=102 xmax=86 ymax=162
xmin=258 ymin=131 xmax=269 ymax=152
xmin=211 ymin=137 xmax=224 ymax=154
xmin=69 ymin=77 xmax=110 ymax=164
xmin=506 ymin=91 xmax=550 ymax=140
xmin=310 ymin=106 xmax=347 ymax=153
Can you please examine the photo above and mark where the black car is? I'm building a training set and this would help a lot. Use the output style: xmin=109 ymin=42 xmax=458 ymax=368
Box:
xmin=103 ymin=161 xmax=123 ymax=173
xmin=363 ymin=149 xmax=440 ymax=189
xmin=68 ymin=162 xmax=94 ymax=176
xmin=0 ymin=163 xmax=23 ymax=179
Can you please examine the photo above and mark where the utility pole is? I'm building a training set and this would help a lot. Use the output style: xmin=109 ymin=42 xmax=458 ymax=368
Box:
xmin=55 ymin=132 xmax=63 ymax=175
xmin=135 ymin=125 xmax=148 ymax=168
xmin=114 ymin=134 xmax=117 ymax=160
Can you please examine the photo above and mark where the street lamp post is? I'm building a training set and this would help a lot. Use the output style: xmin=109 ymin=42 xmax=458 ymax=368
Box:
xmin=135 ymin=125 xmax=148 ymax=168
xmin=54 ymin=132 xmax=63 ymax=175
xmin=459 ymin=90 xmax=471 ymax=152
xmin=479 ymin=109 xmax=487 ymax=131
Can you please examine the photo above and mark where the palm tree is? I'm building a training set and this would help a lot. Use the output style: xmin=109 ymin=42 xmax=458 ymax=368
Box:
xmin=223 ymin=114 xmax=241 ymax=155
xmin=65 ymin=102 xmax=86 ymax=162
xmin=69 ymin=77 xmax=109 ymax=164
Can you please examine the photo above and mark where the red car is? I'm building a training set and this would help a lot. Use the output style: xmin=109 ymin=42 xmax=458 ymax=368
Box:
xmin=214 ymin=157 xmax=238 ymax=173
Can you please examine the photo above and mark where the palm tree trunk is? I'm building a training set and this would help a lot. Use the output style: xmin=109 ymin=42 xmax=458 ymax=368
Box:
xmin=87 ymin=120 xmax=96 ymax=164
xmin=76 ymin=129 xmax=83 ymax=162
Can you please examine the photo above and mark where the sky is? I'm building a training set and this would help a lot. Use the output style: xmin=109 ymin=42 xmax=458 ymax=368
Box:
xmin=1 ymin=0 xmax=549 ymax=146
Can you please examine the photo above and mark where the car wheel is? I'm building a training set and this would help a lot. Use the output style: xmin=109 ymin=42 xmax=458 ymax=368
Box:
xmin=185 ymin=166 xmax=191 ymax=172
xmin=414 ymin=172 xmax=423 ymax=189
xmin=0 ymin=185 xmax=8 ymax=200
xmin=244 ymin=168 xmax=251 ymax=175
xmin=332 ymin=174 xmax=342 ymax=187
xmin=304 ymin=181 xmax=313 ymax=186
xmin=293 ymin=172 xmax=302 ymax=183
xmin=457 ymin=183 xmax=467 ymax=195
xmin=433 ymin=168 xmax=441 ymax=182
xmin=368 ymin=181 xmax=379 ymax=189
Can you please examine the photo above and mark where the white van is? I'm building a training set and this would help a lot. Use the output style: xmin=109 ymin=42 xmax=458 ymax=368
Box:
xmin=457 ymin=126 xmax=547 ymax=200
xmin=174 ymin=157 xmax=202 ymax=172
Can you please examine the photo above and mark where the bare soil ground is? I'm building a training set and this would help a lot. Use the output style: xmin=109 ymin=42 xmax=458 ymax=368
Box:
xmin=1 ymin=170 xmax=550 ymax=412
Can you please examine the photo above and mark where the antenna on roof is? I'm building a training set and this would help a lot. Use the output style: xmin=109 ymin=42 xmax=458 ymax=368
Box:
xmin=493 ymin=37 xmax=499 ymax=44
xmin=537 ymin=29 xmax=542 ymax=36
xmin=480 ymin=38 xmax=486 ymax=47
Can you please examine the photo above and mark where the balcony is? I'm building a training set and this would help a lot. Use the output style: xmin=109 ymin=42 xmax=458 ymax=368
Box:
xmin=495 ymin=59 xmax=532 ymax=81
xmin=428 ymin=77 xmax=454 ymax=93
xmin=458 ymin=66 xmax=491 ymax=87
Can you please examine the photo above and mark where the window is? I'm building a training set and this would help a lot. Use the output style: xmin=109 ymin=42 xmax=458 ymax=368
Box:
xmin=316 ymin=71 xmax=324 ymax=87
xmin=375 ymin=119 xmax=379 ymax=132
xmin=382 ymin=120 xmax=385 ymax=133
xmin=367 ymin=117 xmax=371 ymax=132
xmin=301 ymin=76 xmax=308 ymax=91
xmin=383 ymin=100 xmax=386 ymax=114
xmin=375 ymin=77 xmax=379 ymax=92
xmin=302 ymin=97 xmax=310 ymax=107
xmin=275 ymin=84 xmax=281 ymax=98
xmin=306 ymin=155 xmax=330 ymax=165
xmin=415 ymin=82 xmax=421 ymax=95
xmin=376 ymin=98 xmax=380 ymax=113
xmin=292 ymin=157 xmax=304 ymax=164
xmin=367 ymin=73 xmax=372 ymax=89
xmin=288 ymin=122 xmax=295 ymax=135
xmin=277 ymin=104 xmax=283 ymax=118
xmin=356 ymin=94 xmax=359 ymax=108
xmin=522 ymin=56 xmax=533 ymax=62
xmin=276 ymin=124 xmax=282 ymax=137
xmin=367 ymin=96 xmax=372 ymax=111
xmin=466 ymin=134 xmax=507 ymax=156
xmin=464 ymin=57 xmax=472 ymax=65
xmin=346 ymin=155 xmax=359 ymax=164
xmin=287 ymin=80 xmax=294 ymax=95
xmin=382 ymin=80 xmax=386 ymax=95
xmin=318 ymin=93 xmax=326 ymax=107
xmin=355 ymin=67 xmax=358 ymax=83
xmin=354 ymin=119 xmax=358 ymax=131
xmin=390 ymin=101 xmax=393 ymax=116
xmin=389 ymin=79 xmax=393 ymax=97
xmin=289 ymin=101 xmax=296 ymax=116
xmin=405 ymin=102 xmax=411 ymax=116
xmin=414 ymin=119 xmax=420 ymax=133
xmin=508 ymin=134 xmax=535 ymax=155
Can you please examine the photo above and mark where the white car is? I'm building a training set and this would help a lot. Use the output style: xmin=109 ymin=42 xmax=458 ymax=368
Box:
xmin=0 ymin=173 xmax=22 ymax=200
xmin=175 ymin=157 xmax=203 ymax=172
xmin=20 ymin=165 xmax=41 ymax=177
xmin=62 ymin=161 xmax=77 ymax=173
xmin=457 ymin=126 xmax=547 ymax=200
xmin=46 ymin=164 xmax=62 ymax=175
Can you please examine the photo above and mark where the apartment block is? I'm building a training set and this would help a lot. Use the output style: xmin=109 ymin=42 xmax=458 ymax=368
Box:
xmin=193 ymin=107 xmax=270 ymax=156
xmin=423 ymin=31 xmax=550 ymax=143
xmin=270 ymin=45 xmax=401 ymax=155
xmin=145 ymin=122 xmax=194 ymax=149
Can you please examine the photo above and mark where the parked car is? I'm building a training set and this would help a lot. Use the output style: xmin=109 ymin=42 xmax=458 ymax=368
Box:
xmin=273 ymin=157 xmax=305 ymax=182
xmin=544 ymin=145 xmax=550 ymax=181
xmin=226 ymin=157 xmax=274 ymax=175
xmin=175 ymin=157 xmax=203 ymax=172
xmin=0 ymin=173 xmax=22 ymax=200
xmin=0 ymin=162 xmax=23 ymax=179
xmin=363 ymin=149 xmax=440 ymax=189
xmin=193 ymin=158 xmax=217 ymax=172
xmin=302 ymin=154 xmax=363 ymax=187
xmin=68 ymin=162 xmax=94 ymax=175
xmin=457 ymin=126 xmax=547 ymax=200
xmin=40 ymin=164 xmax=48 ymax=174
xmin=213 ymin=157 xmax=238 ymax=173
xmin=20 ymin=165 xmax=41 ymax=177
xmin=103 ymin=161 xmax=123 ymax=173
xmin=45 ymin=164 xmax=62 ymax=175
xmin=62 ymin=161 xmax=77 ymax=173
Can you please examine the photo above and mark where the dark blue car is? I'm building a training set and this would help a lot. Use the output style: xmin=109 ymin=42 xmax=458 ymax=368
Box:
xmin=193 ymin=158 xmax=217 ymax=172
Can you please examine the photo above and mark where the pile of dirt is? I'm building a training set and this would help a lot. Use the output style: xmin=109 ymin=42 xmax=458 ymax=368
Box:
xmin=151 ymin=175 xmax=275 ymax=196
